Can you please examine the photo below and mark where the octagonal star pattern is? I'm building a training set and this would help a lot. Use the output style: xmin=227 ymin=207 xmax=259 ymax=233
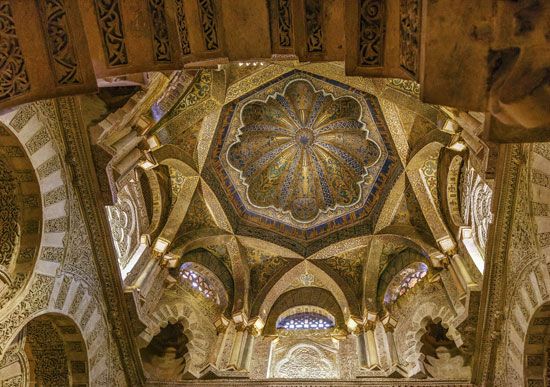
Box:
xmin=209 ymin=70 xmax=401 ymax=243
xmin=227 ymin=79 xmax=381 ymax=223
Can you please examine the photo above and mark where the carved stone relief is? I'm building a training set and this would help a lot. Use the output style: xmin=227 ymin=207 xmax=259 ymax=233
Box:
xmin=174 ymin=0 xmax=191 ymax=55
xmin=107 ymin=188 xmax=139 ymax=268
xmin=271 ymin=338 xmax=339 ymax=379
xmin=0 ymin=0 xmax=30 ymax=101
xmin=93 ymin=0 xmax=128 ymax=66
xmin=197 ymin=0 xmax=219 ymax=51
xmin=461 ymin=166 xmax=493 ymax=254
xmin=37 ymin=0 xmax=82 ymax=85
xmin=305 ymin=0 xmax=323 ymax=53
xmin=277 ymin=0 xmax=292 ymax=48
xmin=399 ymin=0 xmax=421 ymax=78
xmin=26 ymin=318 xmax=70 ymax=386
xmin=148 ymin=0 xmax=172 ymax=63
xmin=0 ymin=159 xmax=20 ymax=269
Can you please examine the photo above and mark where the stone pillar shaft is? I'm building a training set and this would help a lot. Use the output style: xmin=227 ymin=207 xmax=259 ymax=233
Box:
xmin=241 ymin=333 xmax=255 ymax=370
xmin=228 ymin=327 xmax=245 ymax=369
xmin=356 ymin=333 xmax=368 ymax=367
xmin=363 ymin=325 xmax=379 ymax=369
xmin=447 ymin=259 xmax=467 ymax=298
xmin=134 ymin=257 xmax=158 ymax=296
xmin=210 ymin=326 xmax=229 ymax=368
xmin=452 ymin=254 xmax=476 ymax=289
xmin=385 ymin=327 xmax=399 ymax=367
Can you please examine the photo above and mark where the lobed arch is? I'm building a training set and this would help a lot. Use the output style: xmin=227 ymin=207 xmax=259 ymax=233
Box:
xmin=398 ymin=301 xmax=462 ymax=377
xmin=138 ymin=301 xmax=215 ymax=378
xmin=437 ymin=149 xmax=467 ymax=234
xmin=255 ymin=260 xmax=351 ymax=323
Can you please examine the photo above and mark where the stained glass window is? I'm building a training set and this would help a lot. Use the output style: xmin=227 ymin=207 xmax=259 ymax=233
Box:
xmin=179 ymin=266 xmax=215 ymax=300
xmin=384 ymin=262 xmax=428 ymax=304
xmin=277 ymin=312 xmax=334 ymax=330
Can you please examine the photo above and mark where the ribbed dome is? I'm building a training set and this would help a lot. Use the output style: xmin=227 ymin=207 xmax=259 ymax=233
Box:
xmin=227 ymin=79 xmax=380 ymax=223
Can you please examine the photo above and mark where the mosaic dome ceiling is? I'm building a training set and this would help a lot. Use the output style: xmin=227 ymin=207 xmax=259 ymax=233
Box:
xmin=226 ymin=79 xmax=381 ymax=223
xmin=208 ymin=70 xmax=402 ymax=246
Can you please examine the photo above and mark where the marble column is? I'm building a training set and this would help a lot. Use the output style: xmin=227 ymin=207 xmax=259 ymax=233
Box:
xmin=363 ymin=322 xmax=380 ymax=369
xmin=356 ymin=330 xmax=368 ymax=367
xmin=384 ymin=323 xmax=399 ymax=367
xmin=445 ymin=258 xmax=467 ymax=298
xmin=210 ymin=318 xmax=230 ymax=368
xmin=133 ymin=256 xmax=159 ymax=297
xmin=452 ymin=253 xmax=476 ymax=289
xmin=227 ymin=324 xmax=246 ymax=370
xmin=241 ymin=328 xmax=256 ymax=371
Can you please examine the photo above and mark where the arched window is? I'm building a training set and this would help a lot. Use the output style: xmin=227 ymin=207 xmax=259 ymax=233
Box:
xmin=276 ymin=306 xmax=335 ymax=331
xmin=277 ymin=312 xmax=334 ymax=330
xmin=384 ymin=262 xmax=428 ymax=304
xmin=179 ymin=264 xmax=216 ymax=301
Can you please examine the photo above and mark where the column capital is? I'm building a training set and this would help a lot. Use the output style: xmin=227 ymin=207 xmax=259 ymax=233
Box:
xmin=363 ymin=320 xmax=376 ymax=331
xmin=214 ymin=316 xmax=230 ymax=334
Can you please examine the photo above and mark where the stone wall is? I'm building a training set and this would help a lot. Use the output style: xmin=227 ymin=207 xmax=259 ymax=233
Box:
xmin=0 ymin=101 xmax=129 ymax=386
